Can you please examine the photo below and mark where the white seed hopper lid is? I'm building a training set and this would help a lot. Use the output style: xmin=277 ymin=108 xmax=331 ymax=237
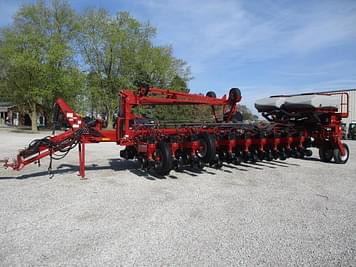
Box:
xmin=255 ymin=97 xmax=286 ymax=112
xmin=283 ymin=94 xmax=340 ymax=109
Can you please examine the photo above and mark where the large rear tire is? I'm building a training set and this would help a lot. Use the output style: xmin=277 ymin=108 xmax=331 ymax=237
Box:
xmin=153 ymin=141 xmax=173 ymax=175
xmin=333 ymin=143 xmax=349 ymax=164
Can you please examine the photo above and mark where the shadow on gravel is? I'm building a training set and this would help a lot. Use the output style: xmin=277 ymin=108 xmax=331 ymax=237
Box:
xmin=0 ymin=158 xmax=308 ymax=180
xmin=261 ymin=161 xmax=289 ymax=168
xmin=0 ymin=158 xmax=138 ymax=180
xmin=302 ymin=157 xmax=338 ymax=164
xmin=0 ymin=165 xmax=81 ymax=180
xmin=254 ymin=162 xmax=276 ymax=169
xmin=273 ymin=160 xmax=301 ymax=166
xmin=240 ymin=163 xmax=264 ymax=170
xmin=222 ymin=164 xmax=248 ymax=172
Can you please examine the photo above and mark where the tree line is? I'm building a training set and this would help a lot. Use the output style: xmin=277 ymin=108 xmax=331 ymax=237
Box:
xmin=0 ymin=0 xmax=191 ymax=131
xmin=0 ymin=0 xmax=257 ymax=131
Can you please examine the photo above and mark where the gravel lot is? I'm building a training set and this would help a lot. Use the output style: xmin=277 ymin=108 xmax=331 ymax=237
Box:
xmin=0 ymin=127 xmax=355 ymax=266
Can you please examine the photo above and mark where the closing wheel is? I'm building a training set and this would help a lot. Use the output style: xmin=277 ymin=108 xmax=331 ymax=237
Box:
xmin=197 ymin=133 xmax=216 ymax=163
xmin=243 ymin=151 xmax=251 ymax=162
xmin=153 ymin=141 xmax=173 ymax=175
xmin=215 ymin=157 xmax=223 ymax=169
xmin=257 ymin=151 xmax=265 ymax=161
xmin=196 ymin=159 xmax=205 ymax=170
xmin=265 ymin=150 xmax=273 ymax=161
xmin=233 ymin=150 xmax=243 ymax=165
xmin=319 ymin=146 xmax=333 ymax=162
xmin=279 ymin=151 xmax=287 ymax=161
xmin=333 ymin=143 xmax=349 ymax=164
xmin=297 ymin=148 xmax=305 ymax=159
xmin=175 ymin=156 xmax=184 ymax=172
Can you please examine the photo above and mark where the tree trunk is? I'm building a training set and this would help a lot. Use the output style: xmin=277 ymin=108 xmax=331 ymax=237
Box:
xmin=31 ymin=103 xmax=38 ymax=132
xmin=18 ymin=112 xmax=24 ymax=127
xmin=44 ymin=109 xmax=53 ymax=129
xmin=106 ymin=110 xmax=113 ymax=130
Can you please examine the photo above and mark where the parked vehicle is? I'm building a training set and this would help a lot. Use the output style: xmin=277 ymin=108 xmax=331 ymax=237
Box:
xmin=348 ymin=123 xmax=356 ymax=140
xmin=341 ymin=123 xmax=347 ymax=139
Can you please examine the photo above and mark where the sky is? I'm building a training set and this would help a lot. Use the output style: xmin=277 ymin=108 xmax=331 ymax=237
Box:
xmin=1 ymin=0 xmax=356 ymax=112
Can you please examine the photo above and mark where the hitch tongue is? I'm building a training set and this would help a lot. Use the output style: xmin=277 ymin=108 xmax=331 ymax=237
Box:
xmin=1 ymin=158 xmax=9 ymax=168
xmin=1 ymin=158 xmax=18 ymax=170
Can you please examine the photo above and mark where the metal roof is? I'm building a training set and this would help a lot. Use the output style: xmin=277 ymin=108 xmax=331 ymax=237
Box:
xmin=271 ymin=88 xmax=356 ymax=98
xmin=0 ymin=102 xmax=14 ymax=112
xmin=313 ymin=88 xmax=356 ymax=93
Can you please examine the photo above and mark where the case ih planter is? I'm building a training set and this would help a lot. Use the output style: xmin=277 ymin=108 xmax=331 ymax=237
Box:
xmin=2 ymin=87 xmax=350 ymax=178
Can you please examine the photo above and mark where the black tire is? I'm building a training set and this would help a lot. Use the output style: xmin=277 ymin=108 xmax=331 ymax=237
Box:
xmin=257 ymin=151 xmax=265 ymax=161
xmin=272 ymin=150 xmax=279 ymax=160
xmin=298 ymin=149 xmax=305 ymax=159
xmin=153 ymin=141 xmax=173 ymax=175
xmin=333 ymin=143 xmax=349 ymax=164
xmin=197 ymin=133 xmax=216 ymax=163
xmin=175 ymin=156 xmax=184 ymax=172
xmin=196 ymin=159 xmax=205 ymax=170
xmin=265 ymin=150 xmax=273 ymax=161
xmin=243 ymin=151 xmax=251 ymax=162
xmin=228 ymin=88 xmax=241 ymax=102
xmin=304 ymin=149 xmax=313 ymax=157
xmin=319 ymin=146 xmax=333 ymax=162
xmin=206 ymin=91 xmax=216 ymax=98
xmin=233 ymin=150 xmax=243 ymax=165
xmin=279 ymin=151 xmax=287 ymax=160
xmin=251 ymin=152 xmax=259 ymax=162
xmin=120 ymin=146 xmax=136 ymax=159
xmin=215 ymin=157 xmax=223 ymax=169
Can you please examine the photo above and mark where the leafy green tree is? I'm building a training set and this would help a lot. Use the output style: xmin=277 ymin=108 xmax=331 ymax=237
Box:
xmin=151 ymin=75 xmax=196 ymax=122
xmin=78 ymin=10 xmax=190 ymax=129
xmin=1 ymin=1 xmax=191 ymax=130
xmin=238 ymin=104 xmax=259 ymax=121
xmin=0 ymin=46 xmax=8 ymax=101
xmin=0 ymin=0 xmax=83 ymax=131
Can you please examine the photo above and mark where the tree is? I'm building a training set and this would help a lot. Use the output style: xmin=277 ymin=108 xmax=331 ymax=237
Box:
xmin=0 ymin=44 xmax=8 ymax=101
xmin=1 ymin=1 xmax=191 ymax=130
xmin=238 ymin=104 xmax=259 ymax=121
xmin=78 ymin=10 xmax=190 ymax=129
xmin=0 ymin=0 xmax=83 ymax=131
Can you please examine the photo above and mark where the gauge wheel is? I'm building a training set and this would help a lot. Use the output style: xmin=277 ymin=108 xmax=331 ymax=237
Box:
xmin=153 ymin=141 xmax=173 ymax=175
xmin=197 ymin=133 xmax=216 ymax=163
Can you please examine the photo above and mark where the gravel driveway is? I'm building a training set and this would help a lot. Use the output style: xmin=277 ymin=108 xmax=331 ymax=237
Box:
xmin=0 ymin=128 xmax=355 ymax=266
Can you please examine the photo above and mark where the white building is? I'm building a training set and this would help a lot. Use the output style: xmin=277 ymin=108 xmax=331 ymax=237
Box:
xmin=320 ymin=89 xmax=356 ymax=126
